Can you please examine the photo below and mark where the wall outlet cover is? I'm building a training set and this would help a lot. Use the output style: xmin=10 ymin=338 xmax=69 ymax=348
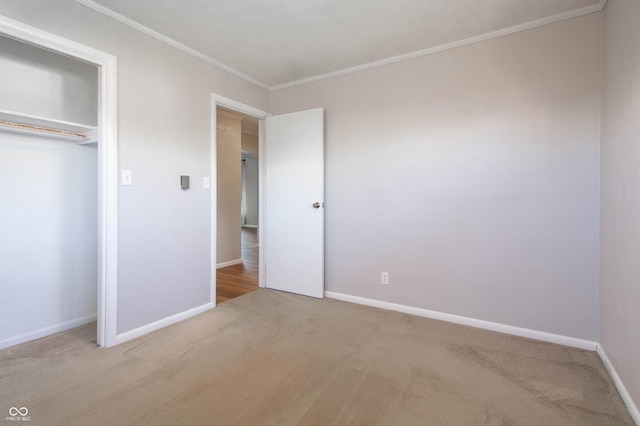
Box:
xmin=121 ymin=170 xmax=132 ymax=186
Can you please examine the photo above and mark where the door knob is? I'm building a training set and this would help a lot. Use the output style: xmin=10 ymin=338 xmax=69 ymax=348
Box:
xmin=313 ymin=202 xmax=321 ymax=209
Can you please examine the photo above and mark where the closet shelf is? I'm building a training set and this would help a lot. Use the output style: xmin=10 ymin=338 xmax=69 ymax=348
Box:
xmin=0 ymin=109 xmax=97 ymax=143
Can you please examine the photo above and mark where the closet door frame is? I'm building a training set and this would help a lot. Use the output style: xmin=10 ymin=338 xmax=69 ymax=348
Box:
xmin=0 ymin=16 xmax=119 ymax=348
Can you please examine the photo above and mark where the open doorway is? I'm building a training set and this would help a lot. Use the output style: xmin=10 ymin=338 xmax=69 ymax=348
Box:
xmin=211 ymin=95 xmax=324 ymax=303
xmin=215 ymin=106 xmax=261 ymax=303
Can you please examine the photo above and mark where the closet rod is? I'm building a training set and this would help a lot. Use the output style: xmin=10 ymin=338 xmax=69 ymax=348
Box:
xmin=0 ymin=119 xmax=86 ymax=138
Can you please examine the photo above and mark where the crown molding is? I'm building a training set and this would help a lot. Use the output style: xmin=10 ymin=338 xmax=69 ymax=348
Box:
xmin=74 ymin=0 xmax=271 ymax=91
xmin=272 ymin=0 xmax=608 ymax=90
xmin=75 ymin=0 xmax=606 ymax=92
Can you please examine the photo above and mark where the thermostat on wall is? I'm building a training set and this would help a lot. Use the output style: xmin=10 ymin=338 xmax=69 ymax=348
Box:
xmin=181 ymin=175 xmax=190 ymax=190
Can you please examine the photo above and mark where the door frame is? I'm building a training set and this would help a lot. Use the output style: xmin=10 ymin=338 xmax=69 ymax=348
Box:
xmin=0 ymin=16 xmax=119 ymax=347
xmin=211 ymin=94 xmax=270 ymax=304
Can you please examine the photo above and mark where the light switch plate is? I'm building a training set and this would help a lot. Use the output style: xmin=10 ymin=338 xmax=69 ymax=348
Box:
xmin=203 ymin=177 xmax=210 ymax=189
xmin=121 ymin=170 xmax=132 ymax=186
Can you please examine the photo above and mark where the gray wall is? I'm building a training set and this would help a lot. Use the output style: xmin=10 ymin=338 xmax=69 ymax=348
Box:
xmin=0 ymin=34 xmax=98 ymax=125
xmin=0 ymin=0 xmax=270 ymax=334
xmin=217 ymin=112 xmax=242 ymax=264
xmin=241 ymin=131 xmax=259 ymax=157
xmin=271 ymin=13 xmax=602 ymax=340
xmin=242 ymin=152 xmax=259 ymax=227
xmin=600 ymin=0 xmax=640 ymax=411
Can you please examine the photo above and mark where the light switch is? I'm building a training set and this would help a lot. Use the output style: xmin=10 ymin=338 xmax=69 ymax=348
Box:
xmin=181 ymin=175 xmax=190 ymax=190
xmin=203 ymin=177 xmax=210 ymax=189
xmin=121 ymin=170 xmax=132 ymax=186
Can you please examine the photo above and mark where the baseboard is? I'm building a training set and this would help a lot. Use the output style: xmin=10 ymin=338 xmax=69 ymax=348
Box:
xmin=0 ymin=313 xmax=97 ymax=350
xmin=597 ymin=345 xmax=640 ymax=425
xmin=242 ymin=224 xmax=258 ymax=229
xmin=216 ymin=258 xmax=243 ymax=269
xmin=324 ymin=292 xmax=597 ymax=351
xmin=115 ymin=302 xmax=213 ymax=346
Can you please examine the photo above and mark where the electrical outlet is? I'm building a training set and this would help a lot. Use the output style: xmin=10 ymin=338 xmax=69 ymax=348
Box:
xmin=381 ymin=272 xmax=389 ymax=285
xmin=121 ymin=170 xmax=132 ymax=186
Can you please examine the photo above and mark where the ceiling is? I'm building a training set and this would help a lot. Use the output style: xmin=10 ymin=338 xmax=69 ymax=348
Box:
xmin=79 ymin=0 xmax=604 ymax=90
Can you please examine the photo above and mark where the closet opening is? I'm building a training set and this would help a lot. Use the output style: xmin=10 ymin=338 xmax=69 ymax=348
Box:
xmin=0 ymin=16 xmax=118 ymax=349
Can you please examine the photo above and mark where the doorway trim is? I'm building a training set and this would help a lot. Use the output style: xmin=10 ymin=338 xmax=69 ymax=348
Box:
xmin=211 ymin=94 xmax=270 ymax=303
xmin=0 ymin=16 xmax=119 ymax=347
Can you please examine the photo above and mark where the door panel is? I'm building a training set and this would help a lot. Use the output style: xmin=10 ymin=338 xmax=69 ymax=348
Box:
xmin=265 ymin=108 xmax=324 ymax=298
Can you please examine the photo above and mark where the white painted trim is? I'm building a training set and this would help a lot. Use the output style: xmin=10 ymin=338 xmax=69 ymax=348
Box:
xmin=0 ymin=16 xmax=119 ymax=348
xmin=217 ymin=258 xmax=243 ymax=269
xmin=74 ymin=0 xmax=270 ymax=91
xmin=0 ymin=314 xmax=97 ymax=350
xmin=214 ymin=95 xmax=271 ymax=119
xmin=115 ymin=303 xmax=213 ymax=345
xmin=99 ymin=44 xmax=119 ymax=350
xmin=210 ymin=101 xmax=217 ymax=308
xmin=212 ymin=95 xmax=270 ymax=292
xmin=325 ymin=292 xmax=598 ymax=351
xmin=272 ymin=0 xmax=609 ymax=90
xmin=258 ymin=118 xmax=266 ymax=288
xmin=597 ymin=345 xmax=640 ymax=425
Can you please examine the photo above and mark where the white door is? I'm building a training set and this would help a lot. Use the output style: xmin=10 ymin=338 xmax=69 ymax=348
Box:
xmin=265 ymin=108 xmax=324 ymax=298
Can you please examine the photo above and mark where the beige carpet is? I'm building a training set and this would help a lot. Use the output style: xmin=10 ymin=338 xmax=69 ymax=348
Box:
xmin=0 ymin=289 xmax=633 ymax=425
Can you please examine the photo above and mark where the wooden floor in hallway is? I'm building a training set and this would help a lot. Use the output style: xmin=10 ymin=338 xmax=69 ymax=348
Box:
xmin=216 ymin=227 xmax=259 ymax=304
